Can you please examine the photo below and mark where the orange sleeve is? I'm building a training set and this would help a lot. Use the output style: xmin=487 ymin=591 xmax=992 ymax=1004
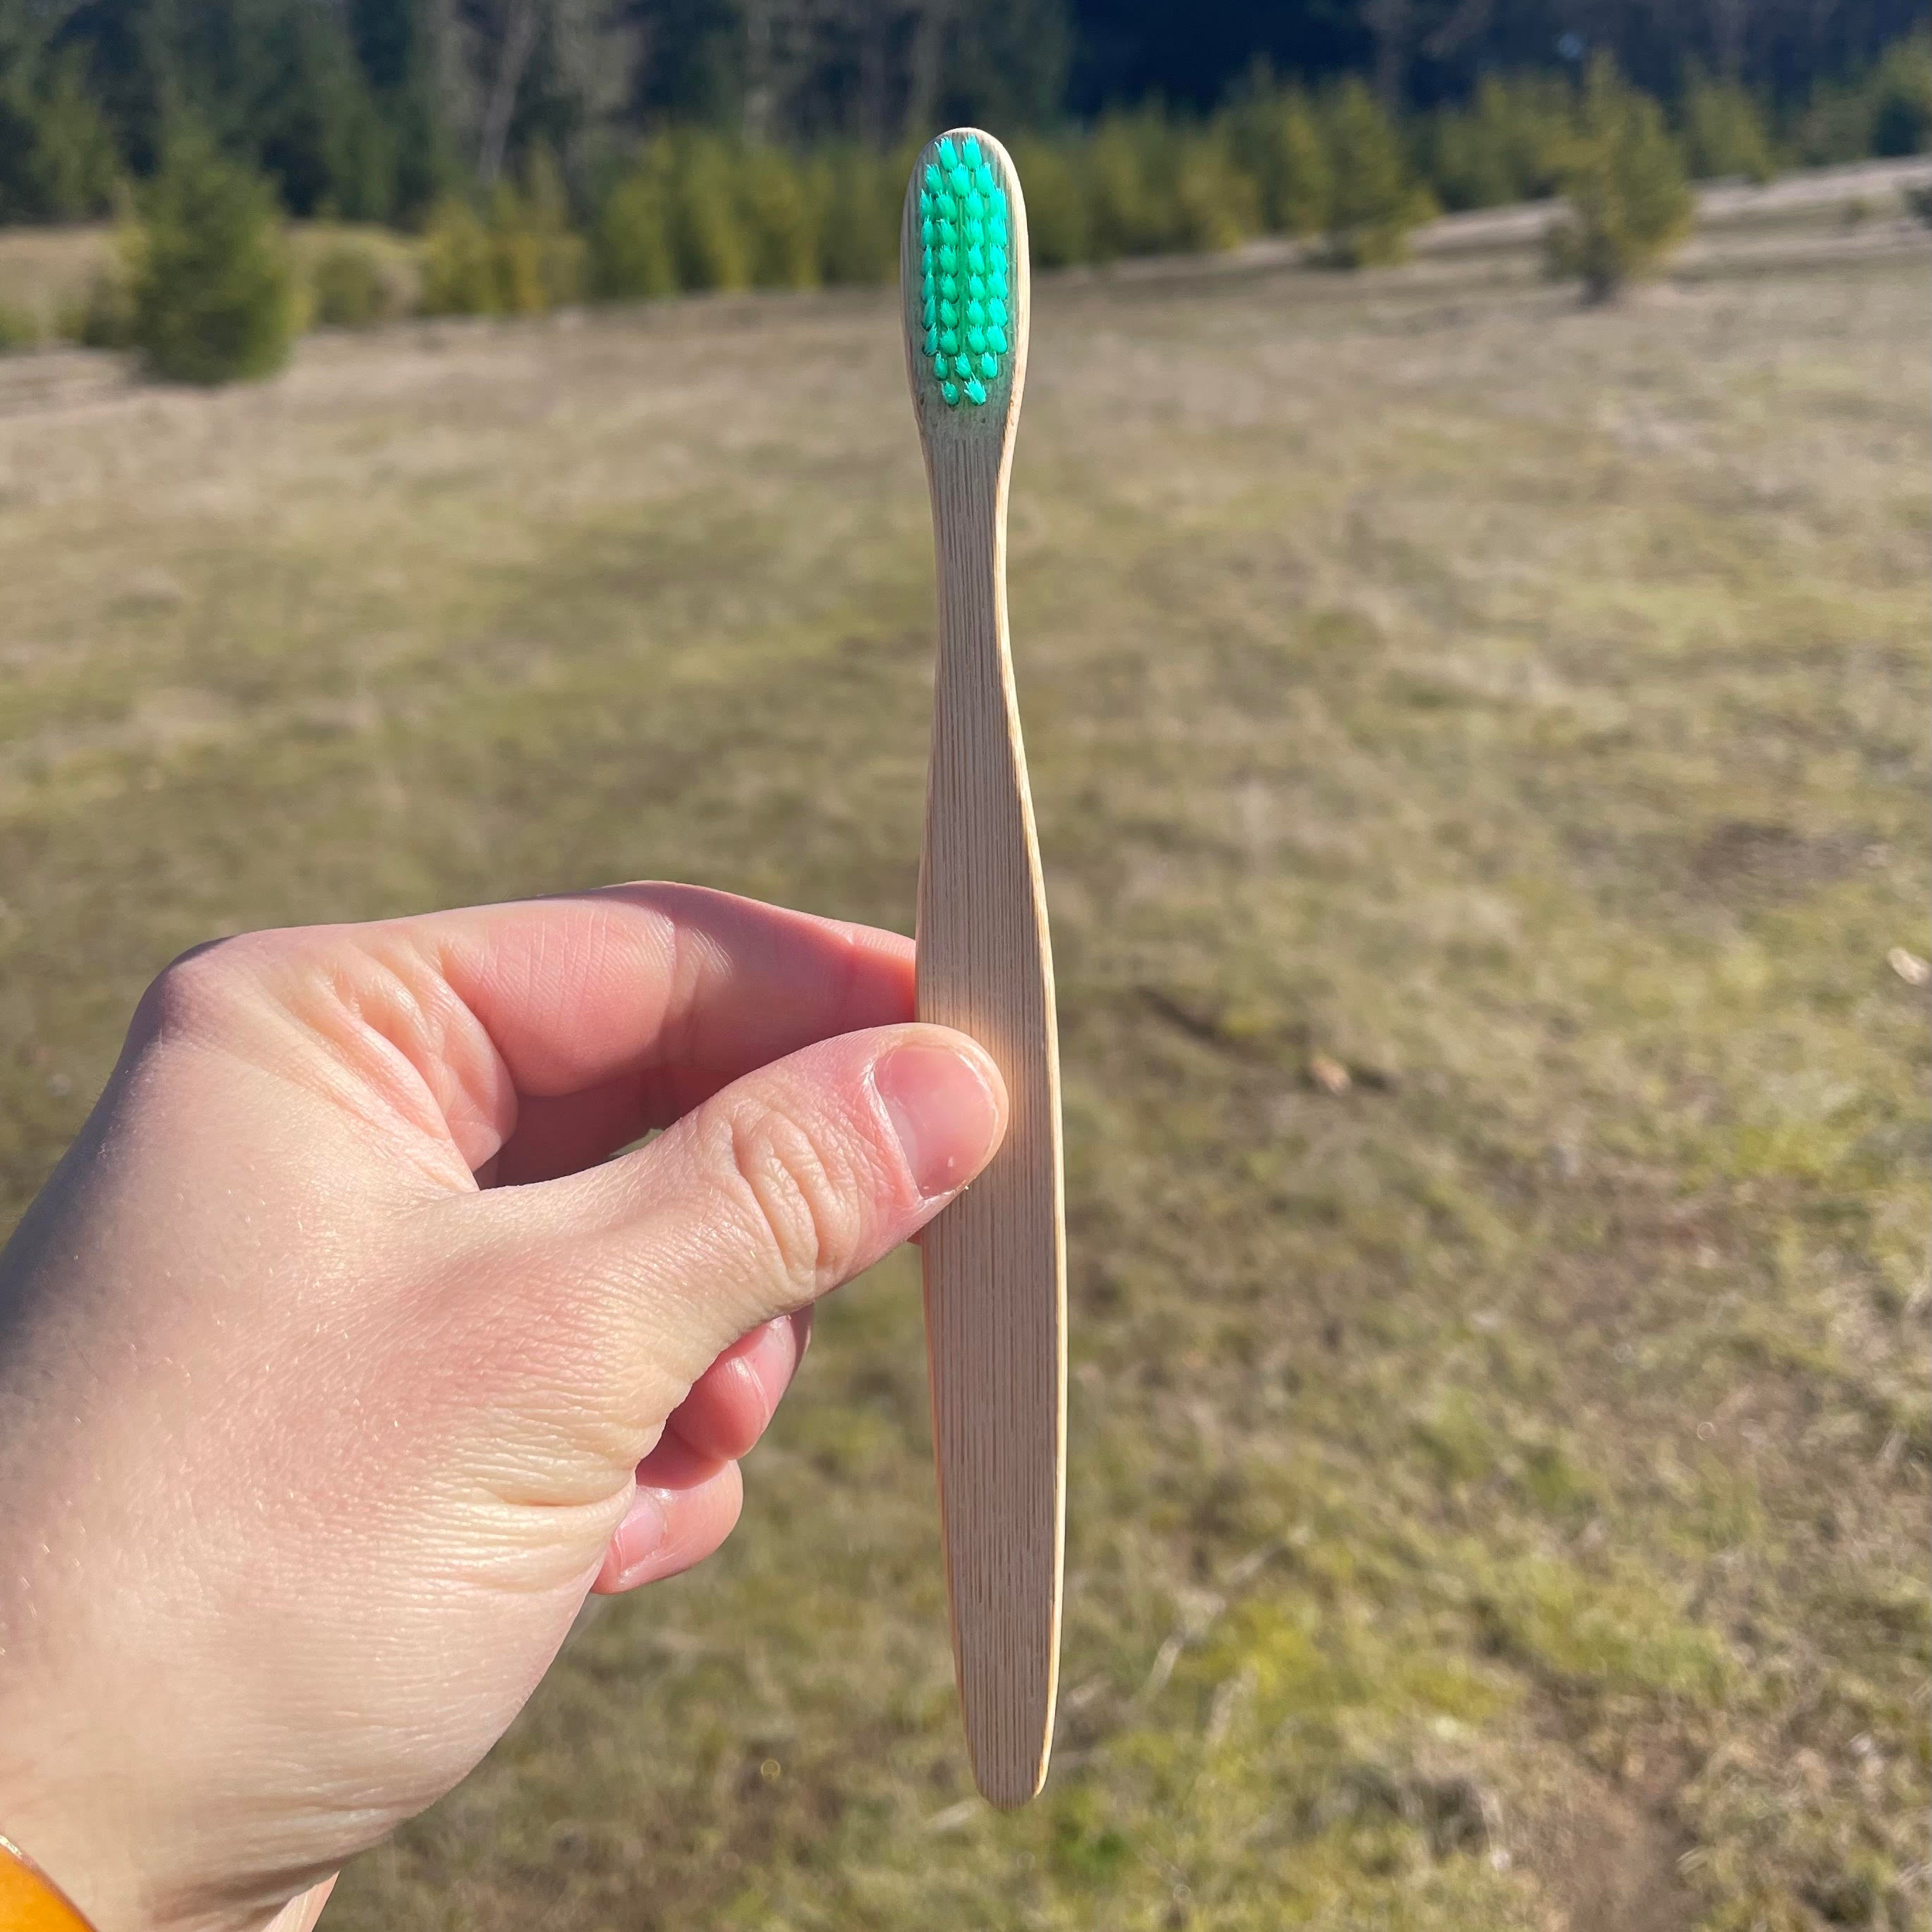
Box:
xmin=0 ymin=1836 xmax=97 ymax=1932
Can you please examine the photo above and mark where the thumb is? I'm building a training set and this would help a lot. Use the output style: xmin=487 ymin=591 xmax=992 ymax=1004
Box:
xmin=456 ymin=1021 xmax=1009 ymax=1454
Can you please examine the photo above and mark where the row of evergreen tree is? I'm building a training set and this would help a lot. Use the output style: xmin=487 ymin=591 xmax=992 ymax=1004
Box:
xmin=3 ymin=1 xmax=1931 ymax=231
xmin=428 ymin=40 xmax=1932 ymax=308
xmin=4 ymin=42 xmax=1926 ymax=372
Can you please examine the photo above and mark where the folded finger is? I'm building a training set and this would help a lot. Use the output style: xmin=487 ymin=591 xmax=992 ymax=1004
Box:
xmin=665 ymin=1311 xmax=812 ymax=1464
xmin=591 ymin=1438 xmax=745 ymax=1593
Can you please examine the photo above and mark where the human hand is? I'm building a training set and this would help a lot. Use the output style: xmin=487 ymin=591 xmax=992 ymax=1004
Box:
xmin=0 ymin=885 xmax=1008 ymax=1932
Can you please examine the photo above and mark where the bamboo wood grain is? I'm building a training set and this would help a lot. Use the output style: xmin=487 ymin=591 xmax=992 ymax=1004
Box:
xmin=899 ymin=130 xmax=1066 ymax=1810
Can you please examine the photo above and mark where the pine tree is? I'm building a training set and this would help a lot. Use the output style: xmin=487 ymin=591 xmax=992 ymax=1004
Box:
xmin=254 ymin=0 xmax=396 ymax=219
xmin=1323 ymin=78 xmax=1429 ymax=267
xmin=1172 ymin=128 xmax=1258 ymax=253
xmin=1869 ymin=30 xmax=1932 ymax=156
xmin=667 ymin=135 xmax=751 ymax=293
xmin=0 ymin=39 xmax=121 ymax=221
xmin=349 ymin=0 xmax=453 ymax=219
xmin=812 ymin=144 xmax=898 ymax=287
xmin=517 ymin=142 xmax=586 ymax=307
xmin=130 ymin=130 xmax=296 ymax=384
xmin=1082 ymin=111 xmax=1150 ymax=260
xmin=1545 ymin=58 xmax=1694 ymax=303
xmin=1682 ymin=71 xmax=1776 ymax=183
xmin=739 ymin=145 xmax=820 ymax=289
xmin=1422 ymin=74 xmax=1576 ymax=213
xmin=1227 ymin=80 xmax=1332 ymax=237
xmin=488 ymin=179 xmax=548 ymax=315
xmin=594 ymin=146 xmax=679 ymax=300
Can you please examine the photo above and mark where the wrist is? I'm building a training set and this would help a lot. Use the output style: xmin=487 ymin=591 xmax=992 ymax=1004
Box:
xmin=0 ymin=1804 xmax=332 ymax=1932
xmin=0 ymin=1745 xmax=337 ymax=1932
xmin=0 ymin=1569 xmax=339 ymax=1932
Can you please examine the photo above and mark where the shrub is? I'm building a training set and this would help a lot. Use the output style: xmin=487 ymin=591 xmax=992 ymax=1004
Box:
xmin=1790 ymin=33 xmax=1932 ymax=165
xmin=1172 ymin=129 xmax=1259 ymax=252
xmin=1011 ymin=138 xmax=1090 ymax=267
xmin=309 ymin=239 xmax=394 ymax=328
xmin=1323 ymin=78 xmax=1430 ymax=266
xmin=1423 ymin=99 xmax=1517 ymax=211
xmin=1079 ymin=110 xmax=1257 ymax=261
xmin=667 ymin=135 xmax=751 ymax=292
xmin=1790 ymin=81 xmax=1875 ymax=167
xmin=417 ymin=197 xmax=495 ymax=314
xmin=1681 ymin=73 xmax=1777 ymax=183
xmin=514 ymin=145 xmax=586 ymax=308
xmin=418 ymin=159 xmax=582 ymax=321
xmin=0 ymin=303 xmax=42 ymax=353
xmin=474 ymin=151 xmax=585 ymax=316
xmin=1083 ymin=111 xmax=1155 ymax=260
xmin=813 ymin=143 xmax=899 ymax=286
xmin=61 ymin=256 xmax=136 ymax=348
xmin=1869 ymin=30 xmax=1932 ymax=157
xmin=486 ymin=181 xmax=550 ymax=315
xmin=593 ymin=150 xmax=679 ymax=300
xmin=130 ymin=132 xmax=296 ymax=384
xmin=1226 ymin=82 xmax=1332 ymax=236
xmin=739 ymin=145 xmax=820 ymax=288
xmin=1422 ymin=73 xmax=1575 ymax=210
xmin=1545 ymin=58 xmax=1694 ymax=303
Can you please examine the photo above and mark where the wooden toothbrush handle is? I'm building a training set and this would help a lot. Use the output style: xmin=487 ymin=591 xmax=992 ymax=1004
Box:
xmin=916 ymin=440 xmax=1065 ymax=1809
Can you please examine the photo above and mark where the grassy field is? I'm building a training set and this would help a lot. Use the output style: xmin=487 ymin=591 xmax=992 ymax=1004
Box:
xmin=0 ymin=226 xmax=1926 ymax=1929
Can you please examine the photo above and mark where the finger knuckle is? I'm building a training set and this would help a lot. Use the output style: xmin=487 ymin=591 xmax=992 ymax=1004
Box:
xmin=136 ymin=934 xmax=274 ymax=1044
xmin=715 ymin=1100 xmax=867 ymax=1300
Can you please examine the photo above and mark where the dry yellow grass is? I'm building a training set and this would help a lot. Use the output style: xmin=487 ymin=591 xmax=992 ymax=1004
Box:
xmin=0 ymin=222 xmax=116 ymax=324
xmin=0 ymin=230 xmax=1925 ymax=1929
xmin=0 ymin=219 xmax=421 ymax=336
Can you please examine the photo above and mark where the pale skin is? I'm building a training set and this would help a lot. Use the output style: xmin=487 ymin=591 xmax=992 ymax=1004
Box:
xmin=0 ymin=884 xmax=1009 ymax=1932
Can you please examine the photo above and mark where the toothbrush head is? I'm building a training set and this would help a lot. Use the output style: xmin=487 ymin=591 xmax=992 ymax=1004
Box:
xmin=901 ymin=129 xmax=1028 ymax=440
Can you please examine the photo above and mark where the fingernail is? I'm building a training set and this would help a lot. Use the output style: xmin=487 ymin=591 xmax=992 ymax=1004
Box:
xmin=729 ymin=1317 xmax=799 ymax=1428
xmin=609 ymin=1487 xmax=669 ymax=1579
xmin=875 ymin=1041 xmax=1004 ymax=1202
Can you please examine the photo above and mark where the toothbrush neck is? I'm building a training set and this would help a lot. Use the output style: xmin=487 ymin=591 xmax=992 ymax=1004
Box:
xmin=929 ymin=437 xmax=1010 ymax=662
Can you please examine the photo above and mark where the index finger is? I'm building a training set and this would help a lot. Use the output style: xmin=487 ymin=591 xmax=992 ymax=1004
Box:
xmin=220 ymin=882 xmax=915 ymax=1180
xmin=439 ymin=882 xmax=915 ymax=1101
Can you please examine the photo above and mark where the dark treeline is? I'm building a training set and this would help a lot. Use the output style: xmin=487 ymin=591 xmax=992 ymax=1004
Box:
xmin=1069 ymin=0 xmax=1928 ymax=116
xmin=0 ymin=0 xmax=1926 ymax=226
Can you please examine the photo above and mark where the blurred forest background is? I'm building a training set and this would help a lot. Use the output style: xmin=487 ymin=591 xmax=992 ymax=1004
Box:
xmin=0 ymin=0 xmax=1927 ymax=367
xmin=1 ymin=2 xmax=1926 ymax=1928
xmin=2 ymin=0 xmax=1929 ymax=228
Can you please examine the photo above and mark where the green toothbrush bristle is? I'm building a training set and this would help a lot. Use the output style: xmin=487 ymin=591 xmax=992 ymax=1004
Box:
xmin=918 ymin=133 xmax=1011 ymax=411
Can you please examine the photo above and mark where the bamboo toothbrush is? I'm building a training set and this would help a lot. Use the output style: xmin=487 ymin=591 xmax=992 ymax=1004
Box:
xmin=899 ymin=128 xmax=1065 ymax=1809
